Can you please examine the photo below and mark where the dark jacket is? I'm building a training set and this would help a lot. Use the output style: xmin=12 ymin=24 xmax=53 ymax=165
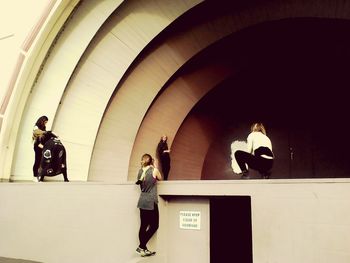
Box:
xmin=38 ymin=137 xmax=67 ymax=177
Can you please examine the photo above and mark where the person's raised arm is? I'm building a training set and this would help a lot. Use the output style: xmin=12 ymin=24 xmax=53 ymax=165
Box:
xmin=153 ymin=168 xmax=162 ymax=181
xmin=247 ymin=133 xmax=254 ymax=154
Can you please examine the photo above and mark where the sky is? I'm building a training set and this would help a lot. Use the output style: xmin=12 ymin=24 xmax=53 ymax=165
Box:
xmin=0 ymin=0 xmax=48 ymax=107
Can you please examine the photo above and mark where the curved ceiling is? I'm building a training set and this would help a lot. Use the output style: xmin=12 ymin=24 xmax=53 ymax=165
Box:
xmin=123 ymin=1 xmax=350 ymax=181
xmin=172 ymin=17 xmax=350 ymax=180
xmin=6 ymin=0 xmax=350 ymax=182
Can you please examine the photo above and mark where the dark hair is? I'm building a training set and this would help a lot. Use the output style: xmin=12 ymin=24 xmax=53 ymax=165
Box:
xmin=35 ymin=116 xmax=48 ymax=131
xmin=40 ymin=131 xmax=57 ymax=145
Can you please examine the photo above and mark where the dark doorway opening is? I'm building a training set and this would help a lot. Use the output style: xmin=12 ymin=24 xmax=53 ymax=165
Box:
xmin=210 ymin=196 xmax=252 ymax=263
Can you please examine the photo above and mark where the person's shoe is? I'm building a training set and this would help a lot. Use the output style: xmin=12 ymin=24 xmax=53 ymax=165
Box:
xmin=32 ymin=177 xmax=39 ymax=182
xmin=136 ymin=247 xmax=143 ymax=255
xmin=136 ymin=247 xmax=156 ymax=257
xmin=239 ymin=170 xmax=250 ymax=179
xmin=261 ymin=170 xmax=271 ymax=179
xmin=141 ymin=249 xmax=156 ymax=257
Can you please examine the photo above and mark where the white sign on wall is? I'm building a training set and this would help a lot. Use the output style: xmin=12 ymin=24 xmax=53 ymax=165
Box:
xmin=179 ymin=211 xmax=201 ymax=230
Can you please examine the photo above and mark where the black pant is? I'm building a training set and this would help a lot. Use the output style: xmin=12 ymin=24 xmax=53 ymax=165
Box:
xmin=235 ymin=149 xmax=273 ymax=174
xmin=160 ymin=155 xmax=170 ymax=180
xmin=39 ymin=168 xmax=69 ymax=182
xmin=139 ymin=203 xmax=159 ymax=249
xmin=33 ymin=144 xmax=42 ymax=177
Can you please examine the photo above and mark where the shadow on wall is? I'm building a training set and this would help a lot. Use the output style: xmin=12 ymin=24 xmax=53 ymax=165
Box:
xmin=0 ymin=257 xmax=42 ymax=263
xmin=168 ymin=18 xmax=350 ymax=180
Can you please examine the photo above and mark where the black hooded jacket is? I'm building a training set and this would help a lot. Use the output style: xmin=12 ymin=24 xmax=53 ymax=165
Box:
xmin=38 ymin=137 xmax=67 ymax=177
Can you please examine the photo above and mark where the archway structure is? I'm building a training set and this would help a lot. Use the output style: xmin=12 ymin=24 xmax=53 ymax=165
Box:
xmin=1 ymin=0 xmax=350 ymax=182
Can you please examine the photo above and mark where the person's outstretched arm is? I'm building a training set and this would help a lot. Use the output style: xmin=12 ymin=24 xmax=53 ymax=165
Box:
xmin=153 ymin=168 xmax=162 ymax=181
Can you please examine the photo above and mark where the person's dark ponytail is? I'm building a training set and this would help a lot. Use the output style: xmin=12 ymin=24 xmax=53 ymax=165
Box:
xmin=35 ymin=116 xmax=48 ymax=131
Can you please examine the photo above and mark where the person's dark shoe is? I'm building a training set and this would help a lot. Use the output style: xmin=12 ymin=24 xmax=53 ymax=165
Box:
xmin=239 ymin=170 xmax=250 ymax=179
xmin=261 ymin=171 xmax=271 ymax=179
xmin=241 ymin=174 xmax=250 ymax=179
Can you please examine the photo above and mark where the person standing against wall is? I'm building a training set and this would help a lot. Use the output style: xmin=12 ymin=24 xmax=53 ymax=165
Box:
xmin=135 ymin=153 xmax=162 ymax=257
xmin=156 ymin=135 xmax=170 ymax=180
xmin=234 ymin=122 xmax=274 ymax=179
xmin=32 ymin=115 xmax=48 ymax=182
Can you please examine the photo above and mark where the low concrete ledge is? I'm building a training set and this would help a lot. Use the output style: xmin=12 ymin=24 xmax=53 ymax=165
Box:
xmin=158 ymin=178 xmax=350 ymax=197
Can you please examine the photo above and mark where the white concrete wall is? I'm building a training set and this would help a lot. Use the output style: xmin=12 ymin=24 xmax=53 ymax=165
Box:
xmin=164 ymin=198 xmax=210 ymax=263
xmin=0 ymin=183 xmax=152 ymax=263
xmin=1 ymin=179 xmax=350 ymax=263
xmin=161 ymin=179 xmax=350 ymax=263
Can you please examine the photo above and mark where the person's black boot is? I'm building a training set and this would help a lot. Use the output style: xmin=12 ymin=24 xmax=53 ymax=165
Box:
xmin=261 ymin=170 xmax=271 ymax=179
xmin=240 ymin=170 xmax=250 ymax=179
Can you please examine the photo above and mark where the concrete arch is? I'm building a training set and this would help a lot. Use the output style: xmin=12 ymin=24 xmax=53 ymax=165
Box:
xmin=8 ymin=0 xmax=202 ymax=181
xmin=4 ymin=0 xmax=350 ymax=182
xmin=102 ymin=0 xmax=350 ymax=182
xmin=0 ymin=0 xmax=82 ymax=181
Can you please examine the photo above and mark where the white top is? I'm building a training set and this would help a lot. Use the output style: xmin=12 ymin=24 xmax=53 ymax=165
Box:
xmin=247 ymin=131 xmax=273 ymax=158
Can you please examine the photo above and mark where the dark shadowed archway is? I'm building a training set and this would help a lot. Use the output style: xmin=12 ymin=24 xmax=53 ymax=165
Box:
xmin=169 ymin=18 xmax=350 ymax=180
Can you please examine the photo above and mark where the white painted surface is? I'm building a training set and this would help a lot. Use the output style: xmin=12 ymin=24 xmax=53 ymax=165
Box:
xmin=10 ymin=0 xmax=124 ymax=182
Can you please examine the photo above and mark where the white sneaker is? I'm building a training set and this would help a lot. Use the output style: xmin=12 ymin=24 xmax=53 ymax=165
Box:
xmin=32 ymin=177 xmax=39 ymax=182
xmin=136 ymin=247 xmax=156 ymax=257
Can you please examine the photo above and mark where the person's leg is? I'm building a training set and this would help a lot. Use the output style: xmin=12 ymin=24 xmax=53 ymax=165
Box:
xmin=162 ymin=162 xmax=170 ymax=180
xmin=62 ymin=168 xmax=69 ymax=182
xmin=160 ymin=155 xmax=170 ymax=180
xmin=61 ymin=150 xmax=69 ymax=182
xmin=143 ymin=204 xmax=159 ymax=247
xmin=33 ymin=146 xmax=42 ymax=177
xmin=257 ymin=158 xmax=274 ymax=179
xmin=138 ymin=209 xmax=151 ymax=249
xmin=235 ymin=151 xmax=265 ymax=179
xmin=234 ymin=150 xmax=254 ymax=173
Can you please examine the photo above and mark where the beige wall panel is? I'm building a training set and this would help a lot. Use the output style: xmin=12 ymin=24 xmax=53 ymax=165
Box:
xmin=51 ymin=65 xmax=122 ymax=181
xmin=2 ymin=180 xmax=350 ymax=262
xmin=0 ymin=183 xmax=156 ymax=263
xmin=128 ymin=65 xmax=233 ymax=180
xmin=169 ymin=115 xmax=218 ymax=180
xmin=86 ymin=32 xmax=137 ymax=75
xmin=109 ymin=0 xmax=202 ymax=48
xmin=159 ymin=179 xmax=350 ymax=263
xmin=10 ymin=0 xmax=124 ymax=181
xmin=52 ymin=0 xmax=202 ymax=182
xmin=165 ymin=198 xmax=210 ymax=263
xmin=52 ymin=61 xmax=118 ymax=180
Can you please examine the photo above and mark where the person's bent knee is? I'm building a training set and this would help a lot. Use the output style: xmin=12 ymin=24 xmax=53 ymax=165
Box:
xmin=235 ymin=150 xmax=244 ymax=159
